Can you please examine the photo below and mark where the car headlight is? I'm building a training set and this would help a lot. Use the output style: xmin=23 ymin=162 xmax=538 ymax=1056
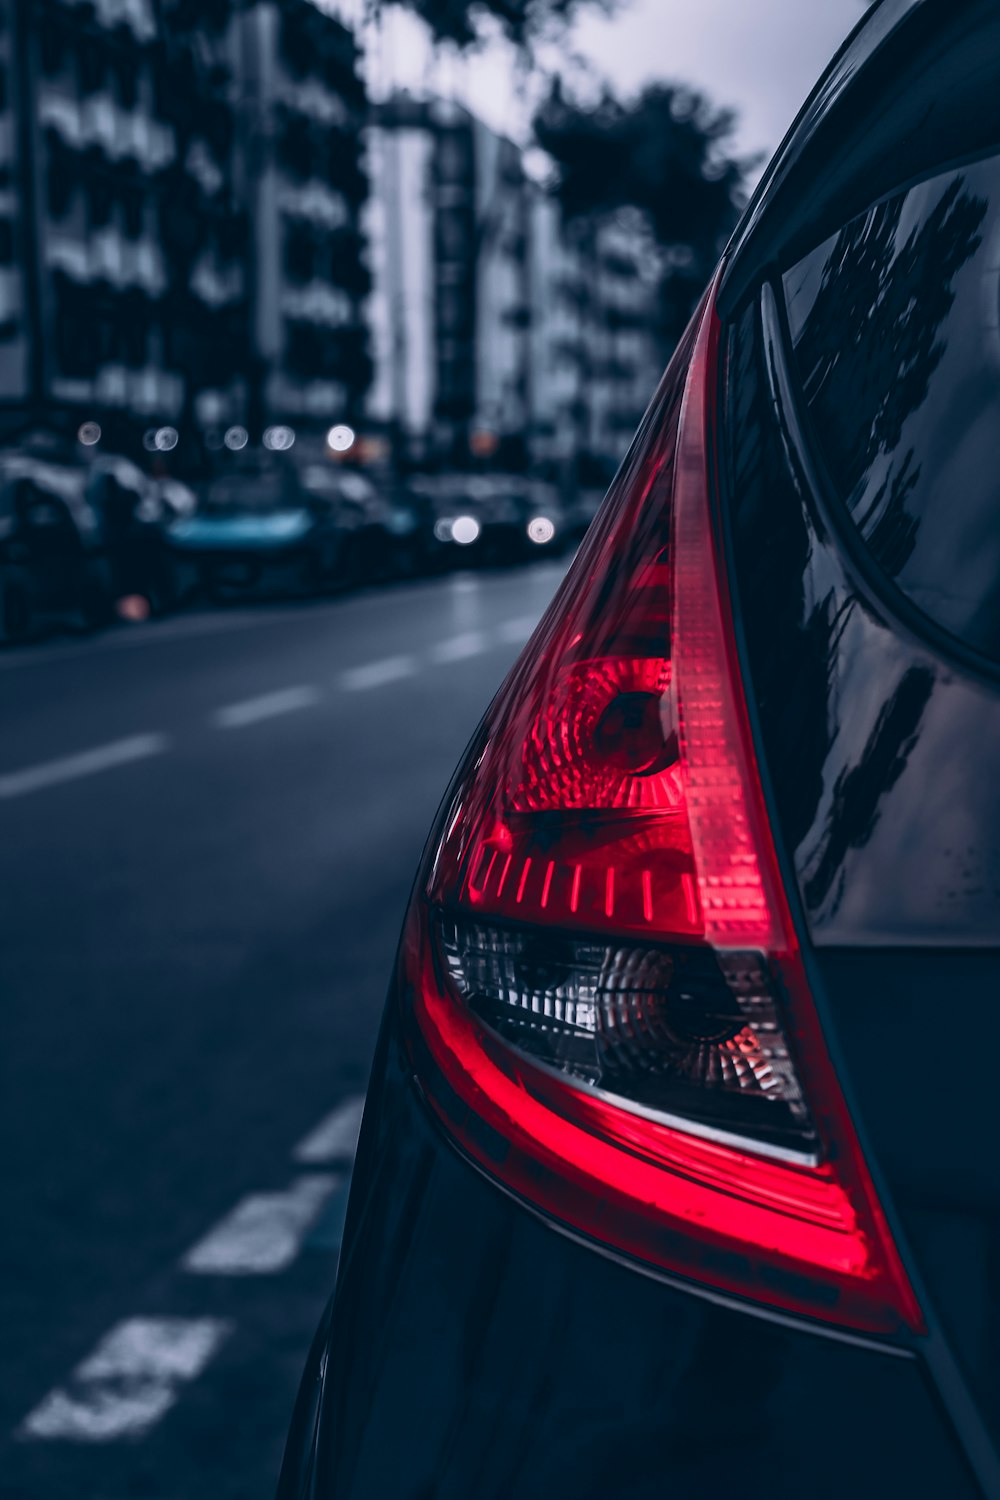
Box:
xmin=450 ymin=516 xmax=481 ymax=545
xmin=527 ymin=515 xmax=556 ymax=545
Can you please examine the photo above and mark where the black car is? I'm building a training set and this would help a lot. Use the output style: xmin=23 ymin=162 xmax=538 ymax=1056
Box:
xmin=0 ymin=452 xmax=110 ymax=640
xmin=297 ymin=465 xmax=425 ymax=584
xmin=84 ymin=453 xmax=179 ymax=616
xmin=411 ymin=473 xmax=547 ymax=565
xmin=279 ymin=4 xmax=1000 ymax=1496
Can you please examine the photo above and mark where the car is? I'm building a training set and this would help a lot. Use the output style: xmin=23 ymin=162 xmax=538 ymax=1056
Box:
xmin=167 ymin=463 xmax=349 ymax=601
xmin=297 ymin=465 xmax=423 ymax=585
xmin=277 ymin=3 xmax=1000 ymax=1497
xmin=411 ymin=471 xmax=562 ymax=566
xmin=83 ymin=452 xmax=179 ymax=617
xmin=0 ymin=450 xmax=110 ymax=640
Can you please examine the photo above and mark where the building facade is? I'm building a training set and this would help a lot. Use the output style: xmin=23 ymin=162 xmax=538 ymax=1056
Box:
xmin=364 ymin=94 xmax=436 ymax=459
xmin=1 ymin=0 xmax=249 ymax=459
xmin=240 ymin=0 xmax=370 ymax=445
xmin=0 ymin=0 xmax=370 ymax=467
xmin=366 ymin=93 xmax=660 ymax=476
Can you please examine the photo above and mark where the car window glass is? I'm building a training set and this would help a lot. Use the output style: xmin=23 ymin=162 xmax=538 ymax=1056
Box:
xmin=783 ymin=154 xmax=1000 ymax=663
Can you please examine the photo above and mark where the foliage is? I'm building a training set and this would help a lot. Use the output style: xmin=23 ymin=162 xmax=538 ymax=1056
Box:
xmin=534 ymin=81 xmax=755 ymax=343
xmin=368 ymin=0 xmax=619 ymax=50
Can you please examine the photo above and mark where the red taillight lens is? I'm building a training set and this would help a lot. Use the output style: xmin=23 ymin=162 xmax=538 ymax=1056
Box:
xmin=402 ymin=280 xmax=922 ymax=1337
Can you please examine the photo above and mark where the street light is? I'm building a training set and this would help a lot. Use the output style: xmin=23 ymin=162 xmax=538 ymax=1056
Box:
xmin=327 ymin=424 xmax=356 ymax=453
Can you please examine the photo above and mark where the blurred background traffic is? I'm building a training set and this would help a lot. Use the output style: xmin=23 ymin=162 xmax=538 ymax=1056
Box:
xmin=0 ymin=1 xmax=869 ymax=1497
xmin=0 ymin=0 xmax=861 ymax=638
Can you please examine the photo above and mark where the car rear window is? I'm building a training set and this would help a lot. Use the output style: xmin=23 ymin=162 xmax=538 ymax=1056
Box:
xmin=782 ymin=153 xmax=1000 ymax=664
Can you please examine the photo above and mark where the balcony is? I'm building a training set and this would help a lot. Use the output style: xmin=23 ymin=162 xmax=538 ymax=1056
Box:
xmin=40 ymin=89 xmax=176 ymax=173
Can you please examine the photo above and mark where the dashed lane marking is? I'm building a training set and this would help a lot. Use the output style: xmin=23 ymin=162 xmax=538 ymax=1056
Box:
xmin=0 ymin=612 xmax=540 ymax=804
xmin=182 ymin=1176 xmax=340 ymax=1275
xmin=293 ymin=1095 xmax=366 ymax=1164
xmin=0 ymin=733 xmax=170 ymax=801
xmin=15 ymin=1097 xmax=369 ymax=1445
xmin=496 ymin=615 xmax=538 ymax=644
xmin=338 ymin=654 xmax=416 ymax=691
xmin=20 ymin=1318 xmax=231 ymax=1442
xmin=427 ymin=630 xmax=488 ymax=665
xmin=212 ymin=684 xmax=322 ymax=729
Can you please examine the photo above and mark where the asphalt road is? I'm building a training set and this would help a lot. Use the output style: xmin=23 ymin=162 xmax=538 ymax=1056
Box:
xmin=0 ymin=561 xmax=565 ymax=1500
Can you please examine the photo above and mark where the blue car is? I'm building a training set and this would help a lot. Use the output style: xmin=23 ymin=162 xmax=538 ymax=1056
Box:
xmin=168 ymin=468 xmax=349 ymax=600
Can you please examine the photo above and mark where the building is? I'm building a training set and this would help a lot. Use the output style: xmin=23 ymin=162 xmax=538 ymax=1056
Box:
xmin=367 ymin=97 xmax=534 ymax=468
xmin=468 ymin=111 xmax=532 ymax=468
xmin=576 ymin=210 xmax=663 ymax=468
xmin=366 ymin=93 xmax=660 ymax=476
xmin=2 ymin=0 xmax=248 ymax=461
xmin=0 ymin=0 xmax=371 ymax=467
xmin=364 ymin=93 xmax=436 ymax=460
xmin=239 ymin=0 xmax=370 ymax=447
xmin=527 ymin=187 xmax=588 ymax=470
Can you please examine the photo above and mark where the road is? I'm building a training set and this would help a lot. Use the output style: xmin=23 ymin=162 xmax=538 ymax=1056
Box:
xmin=0 ymin=562 xmax=565 ymax=1500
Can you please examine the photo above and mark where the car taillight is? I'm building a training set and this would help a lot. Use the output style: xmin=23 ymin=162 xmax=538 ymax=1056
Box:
xmin=400 ymin=279 xmax=922 ymax=1337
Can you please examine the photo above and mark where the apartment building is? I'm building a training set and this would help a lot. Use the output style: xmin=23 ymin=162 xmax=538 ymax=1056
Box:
xmin=366 ymin=93 xmax=660 ymax=475
xmin=240 ymin=0 xmax=370 ymax=441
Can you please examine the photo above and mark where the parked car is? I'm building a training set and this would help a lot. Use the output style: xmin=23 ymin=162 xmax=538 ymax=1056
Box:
xmin=0 ymin=452 xmax=109 ymax=641
xmin=167 ymin=465 xmax=348 ymax=600
xmin=151 ymin=475 xmax=198 ymax=524
xmin=279 ymin=4 xmax=1000 ymax=1498
xmin=522 ymin=477 xmax=566 ymax=556
xmin=83 ymin=453 xmax=178 ymax=615
xmin=410 ymin=472 xmax=561 ymax=565
xmin=297 ymin=465 xmax=423 ymax=584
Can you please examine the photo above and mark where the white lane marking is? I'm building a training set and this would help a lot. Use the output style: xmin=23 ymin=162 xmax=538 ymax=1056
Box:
xmin=212 ymin=684 xmax=321 ymax=729
xmin=20 ymin=1318 xmax=231 ymax=1442
xmin=427 ymin=631 xmax=487 ymax=665
xmin=338 ymin=655 xmax=415 ymax=691
xmin=0 ymin=733 xmax=169 ymax=801
xmin=293 ymin=1095 xmax=366 ymax=1164
xmin=182 ymin=1176 xmax=339 ymax=1275
xmin=0 ymin=607 xmax=324 ymax=672
xmin=497 ymin=615 xmax=537 ymax=645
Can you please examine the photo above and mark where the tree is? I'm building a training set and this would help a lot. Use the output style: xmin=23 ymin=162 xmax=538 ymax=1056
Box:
xmin=372 ymin=0 xmax=619 ymax=50
xmin=534 ymin=80 xmax=754 ymax=346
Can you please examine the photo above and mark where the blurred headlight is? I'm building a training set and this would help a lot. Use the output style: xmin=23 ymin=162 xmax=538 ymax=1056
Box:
xmin=527 ymin=515 xmax=556 ymax=545
xmin=451 ymin=515 xmax=481 ymax=546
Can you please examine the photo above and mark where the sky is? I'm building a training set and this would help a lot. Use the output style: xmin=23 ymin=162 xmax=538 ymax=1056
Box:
xmin=349 ymin=0 xmax=870 ymax=178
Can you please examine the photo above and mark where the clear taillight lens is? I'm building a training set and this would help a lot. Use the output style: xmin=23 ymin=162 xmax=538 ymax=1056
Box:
xmin=437 ymin=916 xmax=816 ymax=1160
xmin=402 ymin=279 xmax=922 ymax=1336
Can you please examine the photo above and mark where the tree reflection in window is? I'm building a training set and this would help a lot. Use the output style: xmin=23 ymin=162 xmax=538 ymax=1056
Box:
xmin=788 ymin=176 xmax=988 ymax=579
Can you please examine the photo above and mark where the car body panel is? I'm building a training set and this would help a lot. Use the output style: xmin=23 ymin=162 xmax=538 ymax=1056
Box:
xmin=725 ymin=287 xmax=1000 ymax=1464
xmin=277 ymin=1011 xmax=980 ymax=1500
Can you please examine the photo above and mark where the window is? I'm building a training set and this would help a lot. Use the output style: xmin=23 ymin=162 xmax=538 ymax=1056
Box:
xmin=122 ymin=189 xmax=144 ymax=238
xmin=110 ymin=55 xmax=138 ymax=111
xmin=46 ymin=145 xmax=75 ymax=219
xmin=78 ymin=40 xmax=105 ymax=96
xmin=87 ymin=177 xmax=115 ymax=231
xmin=784 ymin=155 xmax=1000 ymax=663
xmin=283 ymin=224 xmax=314 ymax=283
